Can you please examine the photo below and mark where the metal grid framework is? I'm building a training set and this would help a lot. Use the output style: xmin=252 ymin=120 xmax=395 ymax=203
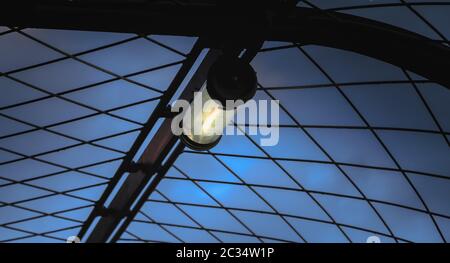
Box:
xmin=0 ymin=0 xmax=449 ymax=243
xmin=0 ymin=27 xmax=197 ymax=242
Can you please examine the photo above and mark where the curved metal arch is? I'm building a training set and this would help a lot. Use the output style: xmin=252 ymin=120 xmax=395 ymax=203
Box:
xmin=1 ymin=1 xmax=450 ymax=88
xmin=1 ymin=0 xmax=449 ymax=243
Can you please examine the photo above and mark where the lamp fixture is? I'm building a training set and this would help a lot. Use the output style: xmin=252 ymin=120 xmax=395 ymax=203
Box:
xmin=180 ymin=55 xmax=257 ymax=150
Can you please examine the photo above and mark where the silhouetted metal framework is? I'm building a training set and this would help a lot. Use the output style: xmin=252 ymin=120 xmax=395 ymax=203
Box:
xmin=2 ymin=1 xmax=450 ymax=89
xmin=85 ymin=48 xmax=221 ymax=243
xmin=0 ymin=0 xmax=449 ymax=243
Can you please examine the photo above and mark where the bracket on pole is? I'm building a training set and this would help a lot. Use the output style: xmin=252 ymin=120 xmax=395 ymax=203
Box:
xmin=160 ymin=105 xmax=180 ymax=119
xmin=94 ymin=205 xmax=130 ymax=219
xmin=126 ymin=161 xmax=161 ymax=175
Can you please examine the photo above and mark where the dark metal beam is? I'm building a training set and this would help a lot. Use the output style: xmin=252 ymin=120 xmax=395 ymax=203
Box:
xmin=79 ymin=40 xmax=204 ymax=242
xmin=109 ymin=141 xmax=185 ymax=243
xmin=106 ymin=42 xmax=264 ymax=242
xmin=85 ymin=49 xmax=222 ymax=243
xmin=1 ymin=1 xmax=450 ymax=88
xmin=76 ymin=40 xmax=202 ymax=240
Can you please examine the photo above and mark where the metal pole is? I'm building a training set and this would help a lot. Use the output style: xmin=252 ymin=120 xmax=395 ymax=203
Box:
xmin=86 ymin=49 xmax=222 ymax=243
xmin=1 ymin=2 xmax=450 ymax=88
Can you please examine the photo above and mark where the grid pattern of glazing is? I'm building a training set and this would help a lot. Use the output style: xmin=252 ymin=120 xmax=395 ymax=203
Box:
xmin=0 ymin=27 xmax=197 ymax=242
xmin=0 ymin=1 xmax=449 ymax=243
xmin=298 ymin=0 xmax=450 ymax=45
xmin=120 ymin=1 xmax=450 ymax=243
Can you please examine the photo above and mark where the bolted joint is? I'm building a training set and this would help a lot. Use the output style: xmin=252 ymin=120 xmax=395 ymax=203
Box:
xmin=161 ymin=105 xmax=180 ymax=119
xmin=126 ymin=161 xmax=162 ymax=176
xmin=95 ymin=205 xmax=130 ymax=219
xmin=126 ymin=161 xmax=143 ymax=173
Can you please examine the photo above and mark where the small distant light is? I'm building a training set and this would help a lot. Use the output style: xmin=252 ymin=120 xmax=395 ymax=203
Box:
xmin=66 ymin=236 xmax=81 ymax=243
xmin=366 ymin=236 xmax=381 ymax=243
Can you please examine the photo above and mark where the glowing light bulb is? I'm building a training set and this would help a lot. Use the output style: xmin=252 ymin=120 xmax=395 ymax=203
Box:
xmin=181 ymin=86 xmax=232 ymax=150
xmin=179 ymin=56 xmax=257 ymax=150
xmin=201 ymin=106 xmax=222 ymax=134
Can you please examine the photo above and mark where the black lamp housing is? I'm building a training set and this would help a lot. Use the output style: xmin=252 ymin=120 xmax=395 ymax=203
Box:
xmin=206 ymin=55 xmax=258 ymax=109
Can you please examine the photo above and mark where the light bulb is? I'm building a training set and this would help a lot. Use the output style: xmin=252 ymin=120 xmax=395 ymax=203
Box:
xmin=179 ymin=55 xmax=257 ymax=151
xmin=181 ymin=85 xmax=234 ymax=150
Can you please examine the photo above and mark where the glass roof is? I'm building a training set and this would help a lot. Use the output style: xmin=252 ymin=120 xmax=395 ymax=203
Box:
xmin=1 ymin=1 xmax=449 ymax=243
xmin=0 ymin=28 xmax=196 ymax=242
xmin=298 ymin=0 xmax=450 ymax=45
